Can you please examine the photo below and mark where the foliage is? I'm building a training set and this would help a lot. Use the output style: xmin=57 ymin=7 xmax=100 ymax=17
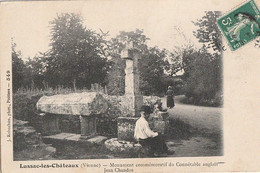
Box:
xmin=193 ymin=11 xmax=222 ymax=56
xmin=45 ymin=13 xmax=111 ymax=89
xmin=12 ymin=42 xmax=26 ymax=92
xmin=24 ymin=54 xmax=47 ymax=89
xmin=182 ymin=48 xmax=222 ymax=105
xmin=165 ymin=51 xmax=183 ymax=76
xmin=13 ymin=92 xmax=43 ymax=132
xmin=107 ymin=29 xmax=170 ymax=96
xmin=109 ymin=29 xmax=149 ymax=54
xmin=165 ymin=26 xmax=194 ymax=77
xmin=163 ymin=75 xmax=185 ymax=95
xmin=173 ymin=11 xmax=223 ymax=106
xmin=12 ymin=13 xmax=112 ymax=92
xmin=139 ymin=47 xmax=169 ymax=95
xmin=13 ymin=18 xmax=177 ymax=96
xmin=12 ymin=15 xmax=184 ymax=96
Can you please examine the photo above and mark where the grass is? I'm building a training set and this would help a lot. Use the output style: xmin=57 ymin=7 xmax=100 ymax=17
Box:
xmin=15 ymin=83 xmax=107 ymax=96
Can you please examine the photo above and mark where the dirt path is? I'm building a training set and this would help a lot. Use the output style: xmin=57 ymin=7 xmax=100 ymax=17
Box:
xmin=162 ymin=95 xmax=223 ymax=135
xmin=160 ymin=95 xmax=223 ymax=157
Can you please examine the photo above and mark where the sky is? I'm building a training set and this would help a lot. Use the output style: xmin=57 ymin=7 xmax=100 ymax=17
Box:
xmin=5 ymin=0 xmax=227 ymax=60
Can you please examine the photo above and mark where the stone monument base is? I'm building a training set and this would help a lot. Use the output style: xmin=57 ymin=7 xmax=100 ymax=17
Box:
xmin=117 ymin=117 xmax=138 ymax=142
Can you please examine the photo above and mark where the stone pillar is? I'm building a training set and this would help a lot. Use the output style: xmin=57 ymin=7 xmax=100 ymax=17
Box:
xmin=121 ymin=42 xmax=143 ymax=117
xmin=80 ymin=116 xmax=97 ymax=139
xmin=118 ymin=42 xmax=143 ymax=141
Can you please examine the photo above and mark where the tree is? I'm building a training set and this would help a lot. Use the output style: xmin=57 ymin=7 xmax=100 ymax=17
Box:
xmin=46 ymin=13 xmax=110 ymax=89
xmin=165 ymin=25 xmax=196 ymax=77
xmin=166 ymin=44 xmax=196 ymax=77
xmin=183 ymin=48 xmax=221 ymax=100
xmin=109 ymin=29 xmax=149 ymax=54
xmin=180 ymin=11 xmax=223 ymax=106
xmin=139 ymin=47 xmax=169 ymax=95
xmin=24 ymin=53 xmax=48 ymax=89
xmin=12 ymin=42 xmax=26 ymax=92
xmin=193 ymin=11 xmax=222 ymax=57
xmin=107 ymin=29 xmax=169 ymax=96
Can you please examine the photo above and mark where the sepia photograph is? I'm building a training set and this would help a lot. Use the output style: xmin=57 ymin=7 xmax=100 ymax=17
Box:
xmin=10 ymin=1 xmax=224 ymax=161
xmin=1 ymin=0 xmax=260 ymax=172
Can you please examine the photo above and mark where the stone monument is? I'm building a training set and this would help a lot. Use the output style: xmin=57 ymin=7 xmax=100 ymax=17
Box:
xmin=36 ymin=92 xmax=109 ymax=138
xmin=117 ymin=42 xmax=143 ymax=141
xmin=121 ymin=41 xmax=143 ymax=116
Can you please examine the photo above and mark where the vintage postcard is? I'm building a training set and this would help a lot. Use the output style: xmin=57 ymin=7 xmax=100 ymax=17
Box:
xmin=0 ymin=0 xmax=260 ymax=172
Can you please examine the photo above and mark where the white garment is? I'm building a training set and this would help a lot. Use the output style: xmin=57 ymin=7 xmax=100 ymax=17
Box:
xmin=134 ymin=116 xmax=158 ymax=140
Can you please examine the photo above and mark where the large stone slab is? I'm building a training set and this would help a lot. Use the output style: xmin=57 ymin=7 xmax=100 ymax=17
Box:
xmin=37 ymin=92 xmax=109 ymax=116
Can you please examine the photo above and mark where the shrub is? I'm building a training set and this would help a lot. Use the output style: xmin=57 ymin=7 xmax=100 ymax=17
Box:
xmin=182 ymin=48 xmax=223 ymax=107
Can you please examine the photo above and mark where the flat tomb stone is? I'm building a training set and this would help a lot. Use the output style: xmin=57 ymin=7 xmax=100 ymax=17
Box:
xmin=37 ymin=92 xmax=109 ymax=116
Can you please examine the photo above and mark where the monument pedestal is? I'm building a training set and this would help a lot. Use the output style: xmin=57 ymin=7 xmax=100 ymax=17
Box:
xmin=117 ymin=42 xmax=143 ymax=142
xmin=117 ymin=117 xmax=139 ymax=142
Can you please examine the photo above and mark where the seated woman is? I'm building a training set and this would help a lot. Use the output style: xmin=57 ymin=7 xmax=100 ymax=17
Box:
xmin=134 ymin=105 xmax=174 ymax=157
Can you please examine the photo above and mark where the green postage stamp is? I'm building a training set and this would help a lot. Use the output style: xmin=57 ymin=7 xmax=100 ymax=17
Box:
xmin=217 ymin=0 xmax=260 ymax=50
